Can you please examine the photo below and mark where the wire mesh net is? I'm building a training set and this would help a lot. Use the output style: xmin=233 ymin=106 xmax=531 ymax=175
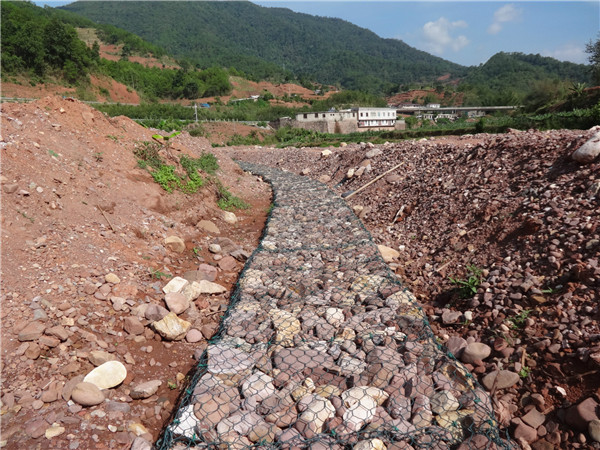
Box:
xmin=156 ymin=162 xmax=513 ymax=450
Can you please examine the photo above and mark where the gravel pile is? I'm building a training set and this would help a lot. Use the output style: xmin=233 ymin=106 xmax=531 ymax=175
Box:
xmin=159 ymin=163 xmax=510 ymax=449
xmin=231 ymin=128 xmax=600 ymax=448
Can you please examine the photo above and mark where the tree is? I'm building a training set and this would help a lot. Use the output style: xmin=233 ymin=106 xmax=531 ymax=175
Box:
xmin=585 ymin=33 xmax=600 ymax=85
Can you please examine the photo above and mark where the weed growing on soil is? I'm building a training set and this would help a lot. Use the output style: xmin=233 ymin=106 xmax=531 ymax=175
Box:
xmin=150 ymin=269 xmax=172 ymax=280
xmin=216 ymin=181 xmax=250 ymax=211
xmin=48 ymin=149 xmax=59 ymax=158
xmin=509 ymin=309 xmax=533 ymax=329
xmin=449 ymin=264 xmax=483 ymax=299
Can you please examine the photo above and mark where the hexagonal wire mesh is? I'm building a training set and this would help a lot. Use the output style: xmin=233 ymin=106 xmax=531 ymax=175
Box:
xmin=156 ymin=162 xmax=513 ymax=450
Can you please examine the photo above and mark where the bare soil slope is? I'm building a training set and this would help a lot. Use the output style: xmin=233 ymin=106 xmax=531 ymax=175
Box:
xmin=0 ymin=96 xmax=271 ymax=449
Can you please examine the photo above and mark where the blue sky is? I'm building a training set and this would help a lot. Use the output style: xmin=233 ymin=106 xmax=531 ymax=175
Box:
xmin=254 ymin=1 xmax=598 ymax=66
xmin=36 ymin=1 xmax=599 ymax=67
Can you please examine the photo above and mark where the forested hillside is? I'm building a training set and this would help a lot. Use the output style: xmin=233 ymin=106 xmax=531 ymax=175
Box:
xmin=61 ymin=0 xmax=467 ymax=93
xmin=459 ymin=52 xmax=590 ymax=106
xmin=1 ymin=1 xmax=233 ymax=100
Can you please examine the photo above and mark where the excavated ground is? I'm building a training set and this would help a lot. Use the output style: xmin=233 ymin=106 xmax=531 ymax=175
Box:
xmin=1 ymin=95 xmax=599 ymax=450
xmin=231 ymin=128 xmax=600 ymax=449
xmin=157 ymin=161 xmax=509 ymax=450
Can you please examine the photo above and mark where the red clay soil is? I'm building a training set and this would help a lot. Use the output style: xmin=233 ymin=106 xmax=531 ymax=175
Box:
xmin=0 ymin=96 xmax=271 ymax=449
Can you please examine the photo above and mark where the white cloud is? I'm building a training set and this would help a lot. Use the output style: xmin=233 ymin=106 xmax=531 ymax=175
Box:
xmin=542 ymin=43 xmax=588 ymax=64
xmin=421 ymin=17 xmax=469 ymax=55
xmin=488 ymin=4 xmax=522 ymax=35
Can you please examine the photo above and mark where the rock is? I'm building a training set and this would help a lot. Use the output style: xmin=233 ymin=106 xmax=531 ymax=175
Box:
xmin=88 ymin=350 xmax=117 ymax=367
xmin=460 ymin=342 xmax=491 ymax=364
xmin=321 ymin=149 xmax=332 ymax=158
xmin=164 ymin=236 xmax=186 ymax=253
xmin=566 ymin=397 xmax=600 ymax=430
xmin=46 ymin=325 xmax=69 ymax=342
xmin=377 ymin=245 xmax=400 ymax=262
xmin=130 ymin=380 xmax=162 ymax=399
xmin=162 ymin=276 xmax=189 ymax=294
xmin=153 ymin=312 xmax=191 ymax=341
xmin=514 ymin=422 xmax=537 ymax=443
xmin=270 ymin=309 xmax=301 ymax=347
xmin=83 ymin=361 xmax=127 ymax=389
xmin=296 ymin=397 xmax=335 ymax=436
xmin=170 ymin=404 xmax=199 ymax=439
xmin=209 ymin=243 xmax=222 ymax=254
xmin=165 ymin=292 xmax=190 ymax=314
xmin=589 ymin=419 xmax=600 ymax=443
xmin=17 ymin=321 xmax=45 ymax=341
xmin=25 ymin=419 xmax=47 ymax=438
xmin=522 ymin=408 xmax=546 ymax=429
xmin=318 ymin=175 xmax=331 ymax=183
xmin=441 ymin=309 xmax=462 ymax=324
xmin=324 ymin=307 xmax=345 ymax=327
xmin=145 ymin=303 xmax=169 ymax=322
xmin=241 ymin=371 xmax=275 ymax=401
xmin=218 ymin=256 xmax=237 ymax=272
xmin=366 ymin=148 xmax=382 ymax=158
xmin=197 ymin=220 xmax=220 ymax=234
xmin=130 ymin=437 xmax=153 ymax=450
xmin=572 ymin=131 xmax=600 ymax=163
xmin=105 ymin=273 xmax=121 ymax=284
xmin=71 ymin=382 xmax=105 ymax=406
xmin=194 ymin=280 xmax=227 ymax=295
xmin=221 ymin=211 xmax=237 ymax=224
xmin=446 ymin=336 xmax=467 ymax=358
xmin=123 ymin=316 xmax=145 ymax=335
xmin=355 ymin=438 xmax=386 ymax=450
xmin=430 ymin=391 xmax=460 ymax=414
xmin=274 ymin=347 xmax=334 ymax=375
xmin=481 ymin=370 xmax=520 ymax=391
xmin=44 ymin=424 xmax=65 ymax=439
xmin=343 ymin=391 xmax=377 ymax=431
xmin=186 ymin=328 xmax=203 ymax=343
xmin=342 ymin=387 xmax=388 ymax=407
xmin=193 ymin=394 xmax=231 ymax=429
xmin=207 ymin=343 xmax=255 ymax=376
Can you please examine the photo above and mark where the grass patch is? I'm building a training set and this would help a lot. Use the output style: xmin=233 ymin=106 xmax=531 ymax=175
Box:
xmin=216 ymin=182 xmax=250 ymax=211
xmin=135 ymin=141 xmax=216 ymax=194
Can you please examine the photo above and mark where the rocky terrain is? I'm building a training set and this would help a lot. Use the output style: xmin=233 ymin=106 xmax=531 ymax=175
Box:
xmin=0 ymin=97 xmax=271 ymax=449
xmin=158 ymin=161 xmax=508 ymax=450
xmin=1 ymin=95 xmax=599 ymax=450
xmin=232 ymin=128 xmax=600 ymax=449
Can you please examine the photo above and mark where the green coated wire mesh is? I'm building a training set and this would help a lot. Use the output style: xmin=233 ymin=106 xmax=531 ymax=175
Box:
xmin=155 ymin=162 xmax=513 ymax=450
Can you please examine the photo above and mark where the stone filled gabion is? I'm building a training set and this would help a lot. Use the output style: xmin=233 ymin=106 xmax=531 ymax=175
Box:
xmin=157 ymin=163 xmax=512 ymax=450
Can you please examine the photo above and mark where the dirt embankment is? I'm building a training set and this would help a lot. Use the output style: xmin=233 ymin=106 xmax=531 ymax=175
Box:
xmin=0 ymin=96 xmax=271 ymax=449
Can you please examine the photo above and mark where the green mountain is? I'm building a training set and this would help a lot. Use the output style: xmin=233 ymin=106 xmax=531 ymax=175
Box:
xmin=60 ymin=0 xmax=467 ymax=93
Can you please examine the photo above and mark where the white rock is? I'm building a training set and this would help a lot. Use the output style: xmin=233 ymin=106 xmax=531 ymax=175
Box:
xmin=342 ymin=386 xmax=388 ymax=407
xmin=321 ymin=149 xmax=332 ymax=158
xmin=162 ymin=276 xmax=189 ymax=294
xmin=170 ymin=404 xmax=199 ymax=438
xmin=221 ymin=211 xmax=237 ymax=224
xmin=241 ymin=371 xmax=275 ymax=401
xmin=298 ymin=397 xmax=335 ymax=433
xmin=83 ymin=361 xmax=127 ymax=390
xmin=152 ymin=312 xmax=191 ymax=340
xmin=354 ymin=439 xmax=386 ymax=450
xmin=324 ymin=307 xmax=345 ymax=327
xmin=343 ymin=392 xmax=377 ymax=431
